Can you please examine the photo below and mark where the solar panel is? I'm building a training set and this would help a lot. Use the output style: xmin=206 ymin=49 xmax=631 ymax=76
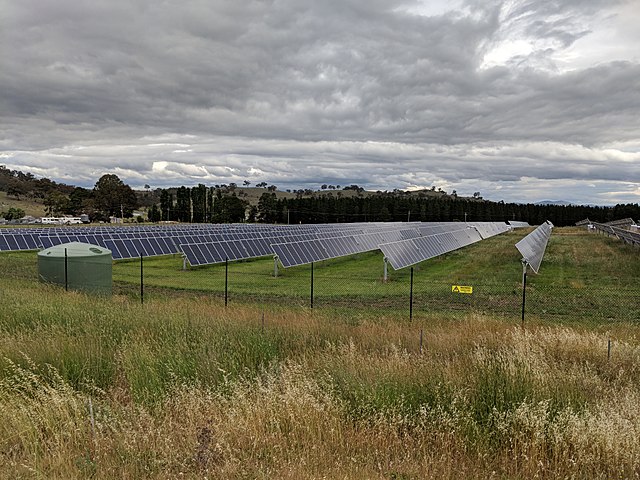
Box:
xmin=380 ymin=227 xmax=484 ymax=270
xmin=508 ymin=221 xmax=531 ymax=228
xmin=468 ymin=222 xmax=510 ymax=239
xmin=515 ymin=221 xmax=553 ymax=274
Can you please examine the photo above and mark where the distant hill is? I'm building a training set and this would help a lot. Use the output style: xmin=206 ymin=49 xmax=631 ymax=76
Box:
xmin=0 ymin=191 xmax=46 ymax=217
xmin=535 ymin=200 xmax=572 ymax=206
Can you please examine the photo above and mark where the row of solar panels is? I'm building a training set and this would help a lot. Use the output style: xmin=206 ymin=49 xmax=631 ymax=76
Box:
xmin=0 ymin=222 xmax=400 ymax=254
xmin=376 ymin=222 xmax=512 ymax=270
xmin=179 ymin=224 xmax=433 ymax=268
xmin=179 ymin=222 xmax=514 ymax=270
xmin=0 ymin=221 xmax=405 ymax=237
xmin=0 ymin=221 xmax=488 ymax=254
xmin=0 ymin=219 xmax=529 ymax=239
xmin=1 ymin=221 xmax=526 ymax=269
xmin=515 ymin=221 xmax=553 ymax=273
xmin=592 ymin=223 xmax=640 ymax=247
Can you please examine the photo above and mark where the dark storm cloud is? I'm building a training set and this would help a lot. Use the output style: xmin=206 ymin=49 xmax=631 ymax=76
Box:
xmin=0 ymin=0 xmax=638 ymax=204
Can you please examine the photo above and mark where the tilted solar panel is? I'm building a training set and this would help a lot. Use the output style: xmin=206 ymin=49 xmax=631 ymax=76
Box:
xmin=379 ymin=227 xmax=484 ymax=270
xmin=515 ymin=221 xmax=553 ymax=274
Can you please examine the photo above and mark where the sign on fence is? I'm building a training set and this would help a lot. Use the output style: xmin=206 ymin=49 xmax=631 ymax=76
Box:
xmin=452 ymin=285 xmax=473 ymax=294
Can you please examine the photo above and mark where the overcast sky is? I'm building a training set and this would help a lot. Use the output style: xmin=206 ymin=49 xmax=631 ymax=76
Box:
xmin=1 ymin=0 xmax=639 ymax=205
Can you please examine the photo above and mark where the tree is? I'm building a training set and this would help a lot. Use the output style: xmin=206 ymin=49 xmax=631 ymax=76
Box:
xmin=93 ymin=174 xmax=137 ymax=218
xmin=243 ymin=180 xmax=251 ymax=187
xmin=218 ymin=195 xmax=247 ymax=223
xmin=257 ymin=192 xmax=278 ymax=223
xmin=1 ymin=207 xmax=25 ymax=220
xmin=191 ymin=184 xmax=207 ymax=223
xmin=175 ymin=186 xmax=191 ymax=222
xmin=148 ymin=204 xmax=161 ymax=222
xmin=6 ymin=178 xmax=28 ymax=200
xmin=159 ymin=189 xmax=172 ymax=221
xmin=44 ymin=191 xmax=70 ymax=216
xmin=68 ymin=187 xmax=92 ymax=215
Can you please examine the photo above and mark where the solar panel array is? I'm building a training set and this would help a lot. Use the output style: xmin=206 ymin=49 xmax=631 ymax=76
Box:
xmin=515 ymin=221 xmax=553 ymax=274
xmin=592 ymin=222 xmax=640 ymax=247
xmin=604 ymin=218 xmax=636 ymax=228
xmin=0 ymin=221 xmax=514 ymax=268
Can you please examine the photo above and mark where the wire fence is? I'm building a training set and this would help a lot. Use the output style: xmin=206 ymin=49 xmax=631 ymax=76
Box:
xmin=2 ymin=252 xmax=638 ymax=325
xmin=127 ymin=257 xmax=639 ymax=325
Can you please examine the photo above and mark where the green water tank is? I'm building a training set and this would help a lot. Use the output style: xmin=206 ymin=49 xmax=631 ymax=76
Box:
xmin=38 ymin=242 xmax=112 ymax=295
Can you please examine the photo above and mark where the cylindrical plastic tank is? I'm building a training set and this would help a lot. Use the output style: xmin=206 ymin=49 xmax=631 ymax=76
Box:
xmin=38 ymin=242 xmax=112 ymax=295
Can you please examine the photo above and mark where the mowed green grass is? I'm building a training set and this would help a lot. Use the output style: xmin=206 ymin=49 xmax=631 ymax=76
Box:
xmin=111 ymin=228 xmax=528 ymax=294
xmin=3 ymin=226 xmax=637 ymax=320
xmin=108 ymin=227 xmax=639 ymax=322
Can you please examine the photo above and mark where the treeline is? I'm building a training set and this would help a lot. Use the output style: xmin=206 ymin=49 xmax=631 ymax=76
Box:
xmin=150 ymin=184 xmax=250 ymax=223
xmin=252 ymin=193 xmax=639 ymax=226
xmin=3 ymin=165 xmax=639 ymax=226
xmin=152 ymin=186 xmax=639 ymax=227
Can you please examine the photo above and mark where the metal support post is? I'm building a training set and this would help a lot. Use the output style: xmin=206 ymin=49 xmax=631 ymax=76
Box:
xmin=224 ymin=257 xmax=228 ymax=307
xmin=521 ymin=260 xmax=528 ymax=326
xmin=310 ymin=262 xmax=314 ymax=309
xmin=64 ymin=248 xmax=68 ymax=291
xmin=383 ymin=257 xmax=388 ymax=283
xmin=140 ymin=253 xmax=144 ymax=305
xmin=409 ymin=267 xmax=414 ymax=321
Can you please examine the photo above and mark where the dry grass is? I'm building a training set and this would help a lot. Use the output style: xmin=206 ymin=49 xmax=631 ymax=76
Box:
xmin=2 ymin=293 xmax=640 ymax=478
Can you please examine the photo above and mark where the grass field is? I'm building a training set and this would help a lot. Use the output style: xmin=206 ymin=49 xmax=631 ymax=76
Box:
xmin=0 ymin=191 xmax=46 ymax=217
xmin=0 ymin=227 xmax=639 ymax=478
xmin=107 ymin=227 xmax=638 ymax=323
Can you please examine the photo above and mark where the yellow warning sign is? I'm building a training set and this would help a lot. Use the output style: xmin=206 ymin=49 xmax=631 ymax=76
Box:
xmin=452 ymin=285 xmax=473 ymax=294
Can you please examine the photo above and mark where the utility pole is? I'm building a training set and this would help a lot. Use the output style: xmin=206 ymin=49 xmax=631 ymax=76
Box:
xmin=407 ymin=210 xmax=411 ymax=222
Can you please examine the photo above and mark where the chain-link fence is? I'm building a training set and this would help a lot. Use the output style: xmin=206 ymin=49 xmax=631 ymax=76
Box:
xmin=122 ymin=256 xmax=639 ymax=325
xmin=2 ymin=252 xmax=638 ymax=325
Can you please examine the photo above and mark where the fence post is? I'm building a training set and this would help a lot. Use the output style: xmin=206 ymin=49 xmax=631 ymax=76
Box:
xmin=521 ymin=264 xmax=527 ymax=327
xmin=224 ymin=257 xmax=228 ymax=307
xmin=310 ymin=261 xmax=314 ymax=309
xmin=140 ymin=253 xmax=144 ymax=305
xmin=383 ymin=257 xmax=388 ymax=283
xmin=64 ymin=247 xmax=68 ymax=292
xmin=409 ymin=266 xmax=414 ymax=321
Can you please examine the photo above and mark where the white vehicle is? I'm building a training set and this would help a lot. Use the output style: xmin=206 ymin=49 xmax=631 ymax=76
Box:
xmin=41 ymin=216 xmax=83 ymax=225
